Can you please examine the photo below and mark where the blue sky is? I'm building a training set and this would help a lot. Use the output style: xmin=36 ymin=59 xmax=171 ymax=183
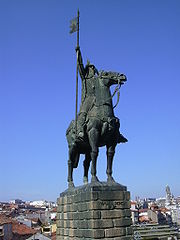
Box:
xmin=0 ymin=0 xmax=180 ymax=202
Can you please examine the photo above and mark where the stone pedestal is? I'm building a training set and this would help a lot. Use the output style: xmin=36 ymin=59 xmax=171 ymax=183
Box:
xmin=56 ymin=183 xmax=133 ymax=240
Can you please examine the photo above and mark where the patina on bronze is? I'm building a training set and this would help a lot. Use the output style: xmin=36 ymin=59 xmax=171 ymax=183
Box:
xmin=67 ymin=11 xmax=127 ymax=188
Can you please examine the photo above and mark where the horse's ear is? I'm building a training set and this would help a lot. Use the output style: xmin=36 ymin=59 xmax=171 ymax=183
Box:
xmin=87 ymin=59 xmax=90 ymax=65
xmin=95 ymin=67 xmax=99 ymax=75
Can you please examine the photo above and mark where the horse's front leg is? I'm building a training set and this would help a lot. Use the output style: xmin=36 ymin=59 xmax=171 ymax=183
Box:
xmin=67 ymin=146 xmax=75 ymax=188
xmin=106 ymin=144 xmax=116 ymax=183
xmin=68 ymin=159 xmax=74 ymax=188
xmin=83 ymin=152 xmax=91 ymax=184
xmin=88 ymin=128 xmax=100 ymax=183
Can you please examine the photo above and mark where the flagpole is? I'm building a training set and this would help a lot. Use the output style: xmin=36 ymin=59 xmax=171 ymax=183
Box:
xmin=75 ymin=9 xmax=79 ymax=136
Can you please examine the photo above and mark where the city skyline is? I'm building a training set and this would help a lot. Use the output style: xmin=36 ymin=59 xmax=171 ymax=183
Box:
xmin=1 ymin=184 xmax=179 ymax=203
xmin=0 ymin=0 xmax=180 ymax=202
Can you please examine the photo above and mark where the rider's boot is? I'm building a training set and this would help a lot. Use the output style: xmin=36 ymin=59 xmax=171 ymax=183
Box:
xmin=77 ymin=112 xmax=87 ymax=139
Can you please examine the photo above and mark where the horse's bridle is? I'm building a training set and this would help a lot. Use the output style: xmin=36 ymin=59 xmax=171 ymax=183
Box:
xmin=95 ymin=79 xmax=122 ymax=109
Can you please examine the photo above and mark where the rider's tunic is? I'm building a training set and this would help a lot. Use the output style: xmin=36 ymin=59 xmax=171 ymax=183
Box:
xmin=79 ymin=76 xmax=96 ymax=115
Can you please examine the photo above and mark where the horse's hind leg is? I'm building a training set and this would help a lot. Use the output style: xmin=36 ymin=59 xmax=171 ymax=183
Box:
xmin=88 ymin=128 xmax=100 ymax=183
xmin=106 ymin=144 xmax=116 ymax=183
xmin=83 ymin=152 xmax=91 ymax=184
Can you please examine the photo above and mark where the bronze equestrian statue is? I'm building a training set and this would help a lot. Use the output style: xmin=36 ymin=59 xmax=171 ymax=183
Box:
xmin=66 ymin=47 xmax=127 ymax=188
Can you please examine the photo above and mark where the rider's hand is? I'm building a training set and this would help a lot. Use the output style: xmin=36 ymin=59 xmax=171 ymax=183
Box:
xmin=75 ymin=46 xmax=80 ymax=52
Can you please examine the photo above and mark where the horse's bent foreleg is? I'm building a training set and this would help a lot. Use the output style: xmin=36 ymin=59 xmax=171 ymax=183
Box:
xmin=83 ymin=152 xmax=91 ymax=184
xmin=67 ymin=146 xmax=76 ymax=188
xmin=106 ymin=144 xmax=116 ymax=183
xmin=88 ymin=128 xmax=100 ymax=183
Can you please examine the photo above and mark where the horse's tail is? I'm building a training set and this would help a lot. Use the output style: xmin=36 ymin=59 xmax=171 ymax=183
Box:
xmin=66 ymin=120 xmax=80 ymax=168
xmin=66 ymin=120 xmax=75 ymax=136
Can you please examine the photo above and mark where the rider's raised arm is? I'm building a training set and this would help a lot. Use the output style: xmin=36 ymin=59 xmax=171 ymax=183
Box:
xmin=76 ymin=47 xmax=86 ymax=80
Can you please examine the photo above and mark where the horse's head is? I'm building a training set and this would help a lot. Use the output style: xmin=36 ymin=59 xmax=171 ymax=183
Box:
xmin=99 ymin=71 xmax=127 ymax=85
xmin=119 ymin=74 xmax=127 ymax=85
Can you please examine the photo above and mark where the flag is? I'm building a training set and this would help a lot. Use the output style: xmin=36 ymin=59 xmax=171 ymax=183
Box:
xmin=70 ymin=17 xmax=78 ymax=34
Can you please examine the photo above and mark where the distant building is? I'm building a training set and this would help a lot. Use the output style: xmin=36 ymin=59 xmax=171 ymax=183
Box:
xmin=9 ymin=199 xmax=25 ymax=205
xmin=42 ymin=222 xmax=57 ymax=238
xmin=164 ymin=185 xmax=180 ymax=225
xmin=29 ymin=200 xmax=56 ymax=208
xmin=25 ymin=211 xmax=46 ymax=224
xmin=12 ymin=220 xmax=37 ymax=240
xmin=50 ymin=208 xmax=57 ymax=220
xmin=138 ymin=209 xmax=149 ymax=223
xmin=42 ymin=225 xmax=51 ymax=237
xmin=170 ymin=206 xmax=180 ymax=225
xmin=156 ymin=197 xmax=166 ymax=207
xmin=131 ymin=201 xmax=138 ymax=224
xmin=15 ymin=215 xmax=32 ymax=228
xmin=176 ymin=196 xmax=180 ymax=204
xmin=26 ymin=232 xmax=51 ymax=240
xmin=0 ymin=215 xmax=12 ymax=240
xmin=166 ymin=185 xmax=173 ymax=207
xmin=133 ymin=223 xmax=180 ymax=239
xmin=143 ymin=199 xmax=148 ymax=209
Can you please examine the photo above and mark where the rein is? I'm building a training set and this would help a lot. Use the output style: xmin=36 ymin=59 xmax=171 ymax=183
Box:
xmin=95 ymin=79 xmax=121 ymax=109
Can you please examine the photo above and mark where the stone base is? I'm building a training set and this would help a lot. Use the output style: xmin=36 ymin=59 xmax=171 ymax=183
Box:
xmin=56 ymin=182 xmax=133 ymax=239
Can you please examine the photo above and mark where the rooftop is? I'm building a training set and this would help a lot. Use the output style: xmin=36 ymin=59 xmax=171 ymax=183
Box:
xmin=0 ymin=214 xmax=12 ymax=225
xmin=12 ymin=221 xmax=37 ymax=235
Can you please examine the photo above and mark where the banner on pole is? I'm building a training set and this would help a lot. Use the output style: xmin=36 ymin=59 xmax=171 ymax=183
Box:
xmin=70 ymin=17 xmax=78 ymax=34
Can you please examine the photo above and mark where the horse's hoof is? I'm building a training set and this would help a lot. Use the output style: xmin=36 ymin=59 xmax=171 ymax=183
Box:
xmin=107 ymin=176 xmax=116 ymax=184
xmin=83 ymin=176 xmax=88 ymax=185
xmin=91 ymin=176 xmax=100 ymax=185
xmin=68 ymin=181 xmax=75 ymax=189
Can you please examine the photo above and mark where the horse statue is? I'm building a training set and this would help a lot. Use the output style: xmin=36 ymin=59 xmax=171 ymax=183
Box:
xmin=66 ymin=70 xmax=127 ymax=188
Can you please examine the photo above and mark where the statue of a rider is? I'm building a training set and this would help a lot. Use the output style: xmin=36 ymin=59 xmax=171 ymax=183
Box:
xmin=76 ymin=46 xmax=99 ymax=140
xmin=66 ymin=10 xmax=127 ymax=187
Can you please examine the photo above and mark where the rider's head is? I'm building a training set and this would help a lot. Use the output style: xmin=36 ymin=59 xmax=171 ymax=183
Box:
xmin=85 ymin=60 xmax=99 ymax=78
